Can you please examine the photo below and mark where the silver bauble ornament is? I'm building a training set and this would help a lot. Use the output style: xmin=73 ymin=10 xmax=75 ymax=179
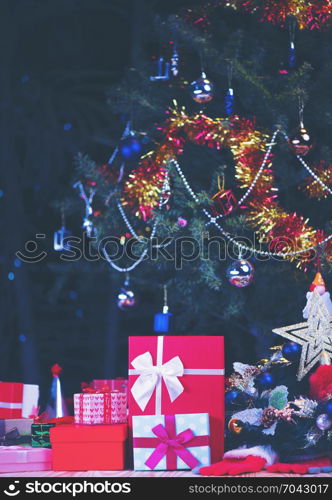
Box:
xmin=226 ymin=259 xmax=254 ymax=288
xmin=190 ymin=72 xmax=214 ymax=104
xmin=316 ymin=413 xmax=332 ymax=431
xmin=117 ymin=277 xmax=136 ymax=310
xmin=288 ymin=125 xmax=314 ymax=156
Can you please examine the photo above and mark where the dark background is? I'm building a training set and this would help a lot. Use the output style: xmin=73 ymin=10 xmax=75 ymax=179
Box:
xmin=1 ymin=0 xmax=198 ymax=405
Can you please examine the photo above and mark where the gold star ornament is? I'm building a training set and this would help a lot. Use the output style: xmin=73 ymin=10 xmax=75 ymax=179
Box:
xmin=272 ymin=289 xmax=332 ymax=380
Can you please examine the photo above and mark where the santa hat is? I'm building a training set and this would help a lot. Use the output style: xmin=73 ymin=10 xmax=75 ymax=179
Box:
xmin=309 ymin=272 xmax=326 ymax=295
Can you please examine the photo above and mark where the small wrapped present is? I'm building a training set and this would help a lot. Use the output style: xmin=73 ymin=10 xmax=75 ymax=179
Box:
xmin=0 ymin=418 xmax=33 ymax=446
xmin=50 ymin=424 xmax=127 ymax=470
xmin=132 ymin=413 xmax=211 ymax=471
xmin=0 ymin=446 xmax=52 ymax=473
xmin=90 ymin=378 xmax=128 ymax=395
xmin=129 ymin=335 xmax=224 ymax=462
xmin=0 ymin=382 xmax=39 ymax=419
xmin=74 ymin=388 xmax=127 ymax=425
xmin=31 ymin=416 xmax=74 ymax=448
xmin=31 ymin=423 xmax=55 ymax=448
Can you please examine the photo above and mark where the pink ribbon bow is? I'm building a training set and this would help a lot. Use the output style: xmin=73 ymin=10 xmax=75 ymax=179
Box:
xmin=133 ymin=415 xmax=209 ymax=470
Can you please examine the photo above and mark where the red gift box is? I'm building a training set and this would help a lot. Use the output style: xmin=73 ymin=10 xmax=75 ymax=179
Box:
xmin=50 ymin=424 xmax=127 ymax=470
xmin=0 ymin=383 xmax=23 ymax=418
xmin=128 ymin=336 xmax=224 ymax=462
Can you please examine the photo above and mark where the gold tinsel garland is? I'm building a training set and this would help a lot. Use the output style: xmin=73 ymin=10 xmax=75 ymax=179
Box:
xmin=122 ymin=108 xmax=331 ymax=266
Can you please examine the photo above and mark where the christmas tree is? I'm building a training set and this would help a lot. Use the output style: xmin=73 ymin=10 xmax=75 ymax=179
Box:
xmin=65 ymin=0 xmax=332 ymax=465
xmin=68 ymin=0 xmax=332 ymax=367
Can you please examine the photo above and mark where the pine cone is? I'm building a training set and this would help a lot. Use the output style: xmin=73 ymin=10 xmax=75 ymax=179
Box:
xmin=261 ymin=407 xmax=277 ymax=428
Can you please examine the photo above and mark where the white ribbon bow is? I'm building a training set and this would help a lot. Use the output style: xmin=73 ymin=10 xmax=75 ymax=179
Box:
xmin=131 ymin=351 xmax=184 ymax=411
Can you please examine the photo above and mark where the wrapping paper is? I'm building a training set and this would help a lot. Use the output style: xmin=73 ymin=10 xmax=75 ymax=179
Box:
xmin=74 ymin=392 xmax=127 ymax=424
xmin=0 ymin=418 xmax=33 ymax=446
xmin=0 ymin=383 xmax=39 ymax=419
xmin=50 ymin=424 xmax=127 ymax=471
xmin=0 ymin=383 xmax=23 ymax=418
xmin=31 ymin=423 xmax=55 ymax=448
xmin=22 ymin=384 xmax=39 ymax=418
xmin=0 ymin=446 xmax=52 ymax=472
xmin=132 ymin=413 xmax=211 ymax=471
xmin=128 ymin=336 xmax=224 ymax=462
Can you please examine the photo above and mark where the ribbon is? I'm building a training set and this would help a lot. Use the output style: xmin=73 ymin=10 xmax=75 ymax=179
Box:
xmin=130 ymin=347 xmax=184 ymax=412
xmin=129 ymin=336 xmax=224 ymax=414
xmin=133 ymin=415 xmax=209 ymax=470
xmin=82 ymin=386 xmax=111 ymax=394
xmin=0 ymin=402 xmax=22 ymax=409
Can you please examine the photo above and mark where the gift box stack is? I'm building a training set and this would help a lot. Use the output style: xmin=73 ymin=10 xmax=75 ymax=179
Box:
xmin=0 ymin=382 xmax=53 ymax=472
xmin=50 ymin=383 xmax=128 ymax=471
xmin=128 ymin=336 xmax=224 ymax=471
xmin=0 ymin=336 xmax=224 ymax=473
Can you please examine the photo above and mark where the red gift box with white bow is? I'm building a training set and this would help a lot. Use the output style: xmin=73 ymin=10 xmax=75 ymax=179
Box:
xmin=128 ymin=336 xmax=224 ymax=462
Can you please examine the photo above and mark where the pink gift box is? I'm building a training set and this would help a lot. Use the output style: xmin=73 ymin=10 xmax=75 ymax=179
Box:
xmin=74 ymin=392 xmax=127 ymax=425
xmin=128 ymin=336 xmax=224 ymax=463
xmin=0 ymin=446 xmax=52 ymax=473
xmin=90 ymin=379 xmax=128 ymax=396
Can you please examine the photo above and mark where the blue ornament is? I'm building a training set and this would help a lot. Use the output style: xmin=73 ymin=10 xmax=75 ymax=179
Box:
xmin=255 ymin=372 xmax=274 ymax=390
xmin=289 ymin=42 xmax=296 ymax=69
xmin=225 ymin=390 xmax=239 ymax=407
xmin=190 ymin=72 xmax=214 ymax=104
xmin=54 ymin=226 xmax=71 ymax=251
xmin=325 ymin=400 xmax=332 ymax=419
xmin=282 ymin=341 xmax=301 ymax=361
xmin=150 ymin=57 xmax=170 ymax=81
xmin=154 ymin=311 xmax=172 ymax=333
xmin=119 ymin=134 xmax=142 ymax=160
xmin=225 ymin=88 xmax=234 ymax=115
xmin=226 ymin=259 xmax=254 ymax=288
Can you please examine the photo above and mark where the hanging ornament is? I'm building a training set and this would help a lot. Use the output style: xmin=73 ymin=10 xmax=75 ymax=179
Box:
xmin=316 ymin=413 xmax=332 ymax=431
xmin=190 ymin=72 xmax=214 ymax=103
xmin=119 ymin=132 xmax=142 ymax=161
xmin=225 ymin=61 xmax=235 ymax=115
xmin=54 ymin=207 xmax=71 ymax=251
xmin=226 ymin=259 xmax=254 ymax=288
xmin=177 ymin=217 xmax=188 ymax=228
xmin=255 ymin=372 xmax=274 ymax=390
xmin=170 ymin=43 xmax=179 ymax=77
xmin=288 ymin=95 xmax=314 ymax=156
xmin=212 ymin=174 xmax=237 ymax=216
xmin=288 ymin=17 xmax=297 ymax=69
xmin=106 ymin=120 xmax=131 ymax=183
xmin=73 ymin=181 xmax=96 ymax=237
xmin=282 ymin=341 xmax=301 ymax=361
xmin=150 ymin=56 xmax=170 ymax=82
xmin=326 ymin=401 xmax=332 ymax=418
xmin=228 ymin=418 xmax=244 ymax=435
xmin=45 ymin=364 xmax=68 ymax=419
xmin=288 ymin=125 xmax=314 ymax=156
xmin=117 ymin=274 xmax=136 ymax=310
xmin=154 ymin=285 xmax=172 ymax=333
xmin=225 ymin=390 xmax=240 ymax=407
